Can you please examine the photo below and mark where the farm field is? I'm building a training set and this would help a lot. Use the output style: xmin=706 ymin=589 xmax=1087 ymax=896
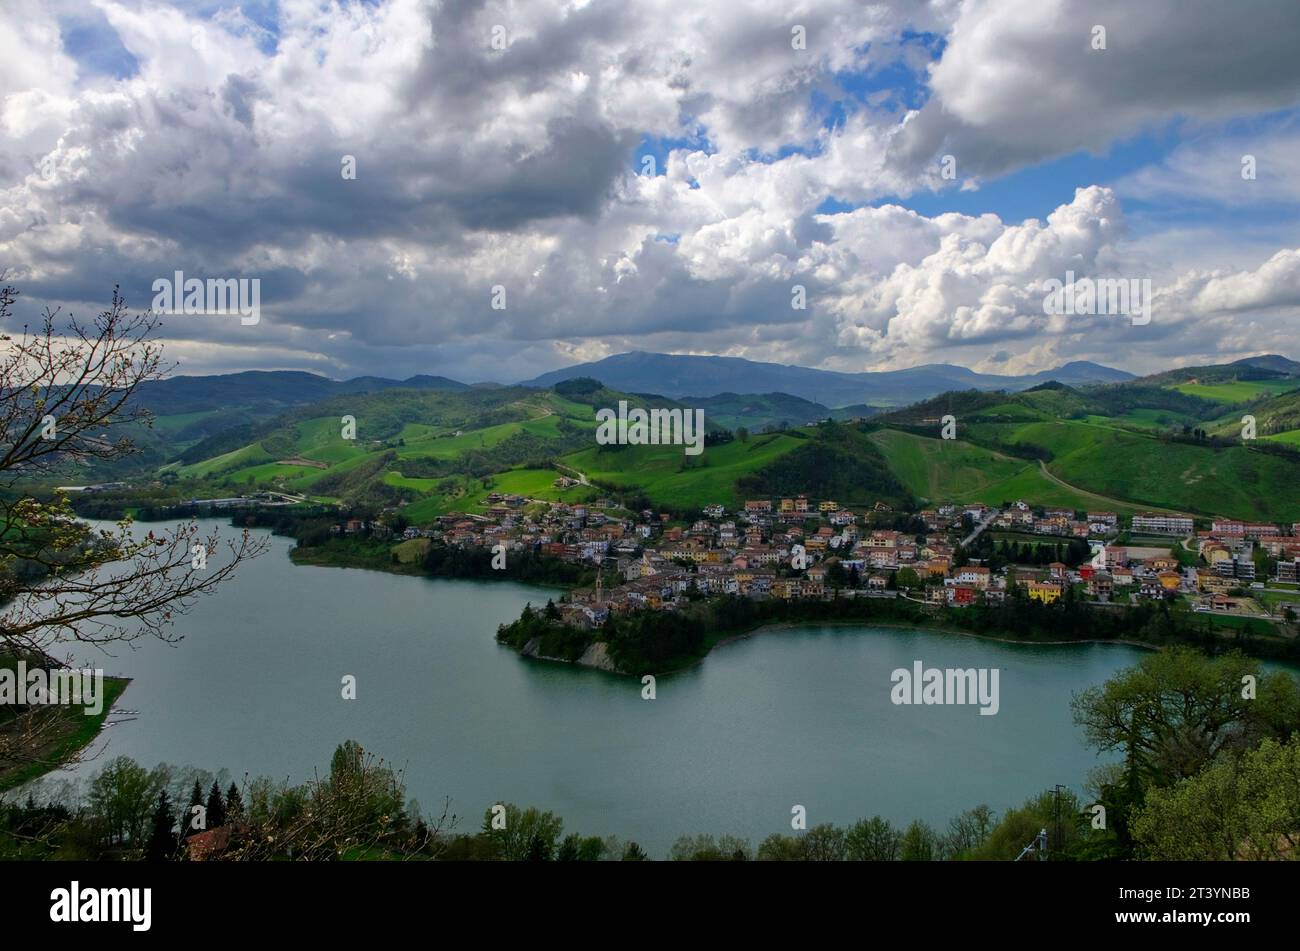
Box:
xmin=869 ymin=429 xmax=1156 ymax=516
xmin=868 ymin=429 xmax=1023 ymax=501
xmin=1263 ymin=429 xmax=1300 ymax=447
xmin=963 ymin=419 xmax=1300 ymax=522
xmin=561 ymin=432 xmax=805 ymax=509
xmin=1172 ymin=379 xmax=1299 ymax=403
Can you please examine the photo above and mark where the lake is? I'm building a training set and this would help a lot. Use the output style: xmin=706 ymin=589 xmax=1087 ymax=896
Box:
xmin=49 ymin=519 xmax=1150 ymax=856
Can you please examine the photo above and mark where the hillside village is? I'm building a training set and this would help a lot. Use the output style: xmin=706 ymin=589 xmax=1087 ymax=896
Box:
xmin=341 ymin=489 xmax=1300 ymax=633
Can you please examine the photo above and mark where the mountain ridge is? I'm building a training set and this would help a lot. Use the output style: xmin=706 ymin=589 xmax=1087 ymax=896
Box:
xmin=519 ymin=351 xmax=1135 ymax=407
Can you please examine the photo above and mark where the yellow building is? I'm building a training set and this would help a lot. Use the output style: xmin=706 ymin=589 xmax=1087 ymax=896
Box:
xmin=1027 ymin=581 xmax=1063 ymax=604
xmin=1200 ymin=572 xmax=1234 ymax=594
xmin=772 ymin=578 xmax=801 ymax=599
xmin=1203 ymin=546 xmax=1232 ymax=568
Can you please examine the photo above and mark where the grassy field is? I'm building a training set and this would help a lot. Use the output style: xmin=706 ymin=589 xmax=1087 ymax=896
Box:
xmin=965 ymin=419 xmax=1300 ymax=521
xmin=1083 ymin=408 xmax=1193 ymax=430
xmin=393 ymin=414 xmax=574 ymax=461
xmin=386 ymin=467 xmax=600 ymax=517
xmin=868 ymin=429 xmax=1024 ymax=500
xmin=561 ymin=432 xmax=805 ymax=509
xmin=150 ymin=410 xmax=219 ymax=432
xmin=485 ymin=467 xmax=599 ymax=502
xmin=399 ymin=481 xmax=482 ymax=521
xmin=229 ymin=461 xmax=326 ymax=484
xmin=392 ymin=537 xmax=432 ymax=563
xmin=0 ymin=677 xmax=130 ymax=792
xmin=976 ymin=465 xmax=1153 ymax=514
xmin=177 ymin=442 xmax=274 ymax=479
xmin=869 ymin=429 xmax=1152 ymax=514
xmin=383 ymin=471 xmax=444 ymax=492
xmin=1257 ymin=589 xmax=1300 ymax=611
xmin=1172 ymin=379 xmax=1299 ymax=403
xmin=1263 ymin=429 xmax=1300 ymax=447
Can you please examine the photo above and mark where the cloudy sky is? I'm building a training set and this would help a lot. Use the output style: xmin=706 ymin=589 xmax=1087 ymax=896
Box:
xmin=3 ymin=0 xmax=1300 ymax=383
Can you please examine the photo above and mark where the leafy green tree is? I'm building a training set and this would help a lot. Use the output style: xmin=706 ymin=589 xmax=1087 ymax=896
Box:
xmin=1132 ymin=736 xmax=1300 ymax=860
xmin=802 ymin=823 xmax=847 ymax=860
xmin=86 ymin=757 xmax=165 ymax=847
xmin=557 ymin=833 xmax=604 ymax=860
xmin=1072 ymin=648 xmax=1299 ymax=793
xmin=621 ymin=841 xmax=647 ymax=861
xmin=480 ymin=803 xmax=563 ymax=861
xmin=756 ymin=833 xmax=805 ymax=861
xmin=557 ymin=833 xmax=581 ymax=861
xmin=972 ymin=789 xmax=1085 ymax=860
xmin=330 ymin=739 xmax=364 ymax=782
xmin=899 ymin=819 xmax=938 ymax=861
xmin=669 ymin=833 xmax=751 ymax=861
xmin=525 ymin=831 xmax=553 ymax=861
xmin=826 ymin=560 xmax=848 ymax=589
xmin=941 ymin=805 xmax=996 ymax=859
xmin=845 ymin=815 xmax=901 ymax=860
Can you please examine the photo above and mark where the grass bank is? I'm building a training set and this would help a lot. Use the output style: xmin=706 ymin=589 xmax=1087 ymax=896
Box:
xmin=0 ymin=676 xmax=131 ymax=793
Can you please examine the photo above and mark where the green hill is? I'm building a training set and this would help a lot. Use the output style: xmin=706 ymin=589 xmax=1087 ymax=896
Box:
xmin=50 ymin=354 xmax=1300 ymax=526
xmin=963 ymin=419 xmax=1299 ymax=520
xmin=867 ymin=373 xmax=1300 ymax=521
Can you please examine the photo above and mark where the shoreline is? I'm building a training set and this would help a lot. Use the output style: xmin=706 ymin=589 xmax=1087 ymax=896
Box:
xmin=500 ymin=610 xmax=1170 ymax=679
xmin=710 ymin=618 xmax=1160 ymax=654
xmin=283 ymin=534 xmax=1291 ymax=675
xmin=0 ymin=676 xmax=131 ymax=793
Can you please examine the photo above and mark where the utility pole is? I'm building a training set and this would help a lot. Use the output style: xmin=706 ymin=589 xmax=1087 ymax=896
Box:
xmin=1053 ymin=784 xmax=1066 ymax=859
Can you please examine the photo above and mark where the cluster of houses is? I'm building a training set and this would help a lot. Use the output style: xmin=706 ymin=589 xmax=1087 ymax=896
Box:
xmin=1190 ymin=519 xmax=1300 ymax=602
xmin=329 ymin=491 xmax=1300 ymax=627
xmin=951 ymin=500 xmax=1118 ymax=538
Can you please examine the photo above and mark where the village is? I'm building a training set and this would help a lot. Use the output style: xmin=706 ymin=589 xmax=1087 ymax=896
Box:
xmin=332 ymin=490 xmax=1300 ymax=633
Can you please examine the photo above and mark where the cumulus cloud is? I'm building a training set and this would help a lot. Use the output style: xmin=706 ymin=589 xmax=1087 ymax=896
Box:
xmin=890 ymin=0 xmax=1300 ymax=181
xmin=0 ymin=0 xmax=1297 ymax=383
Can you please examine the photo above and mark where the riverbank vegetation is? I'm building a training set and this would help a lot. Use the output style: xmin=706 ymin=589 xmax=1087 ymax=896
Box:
xmin=497 ymin=584 xmax=1300 ymax=677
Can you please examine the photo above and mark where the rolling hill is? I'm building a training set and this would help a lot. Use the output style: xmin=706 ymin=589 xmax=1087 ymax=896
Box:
xmin=872 ymin=370 xmax=1300 ymax=522
xmin=45 ymin=351 xmax=1300 ymax=526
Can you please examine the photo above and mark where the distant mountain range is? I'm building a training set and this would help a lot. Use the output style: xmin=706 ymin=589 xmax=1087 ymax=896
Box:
xmin=132 ymin=352 xmax=1300 ymax=418
xmin=520 ymin=351 xmax=1135 ymax=407
xmin=130 ymin=370 xmax=467 ymax=415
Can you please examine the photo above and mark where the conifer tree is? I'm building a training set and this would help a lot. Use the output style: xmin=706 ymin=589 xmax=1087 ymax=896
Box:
xmin=147 ymin=790 xmax=177 ymax=860
xmin=184 ymin=779 xmax=205 ymax=838
xmin=205 ymin=780 xmax=227 ymax=829
xmin=225 ymin=782 xmax=245 ymax=822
